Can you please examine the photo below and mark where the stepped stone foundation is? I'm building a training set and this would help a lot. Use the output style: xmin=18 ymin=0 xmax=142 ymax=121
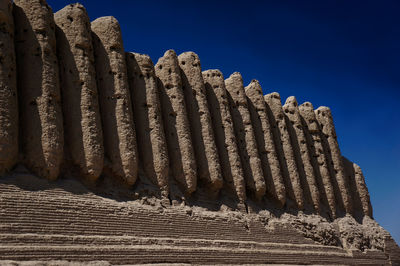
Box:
xmin=0 ymin=0 xmax=398 ymax=265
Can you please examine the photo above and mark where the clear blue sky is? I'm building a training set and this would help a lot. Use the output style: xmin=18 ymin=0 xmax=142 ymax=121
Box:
xmin=47 ymin=0 xmax=400 ymax=244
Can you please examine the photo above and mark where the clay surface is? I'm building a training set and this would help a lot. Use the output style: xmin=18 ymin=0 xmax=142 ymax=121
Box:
xmin=299 ymin=102 xmax=337 ymax=218
xmin=126 ymin=52 xmax=169 ymax=193
xmin=155 ymin=50 xmax=197 ymax=195
xmin=283 ymin=96 xmax=321 ymax=212
xmin=315 ymin=107 xmax=353 ymax=215
xmin=342 ymin=156 xmax=372 ymax=218
xmin=203 ymin=70 xmax=246 ymax=201
xmin=13 ymin=0 xmax=64 ymax=180
xmin=0 ymin=0 xmax=18 ymax=174
xmin=225 ymin=73 xmax=266 ymax=200
xmin=178 ymin=52 xmax=223 ymax=194
xmin=245 ymin=80 xmax=285 ymax=206
xmin=55 ymin=4 xmax=103 ymax=181
xmin=265 ymin=93 xmax=304 ymax=209
xmin=352 ymin=163 xmax=373 ymax=217
xmin=91 ymin=16 xmax=138 ymax=185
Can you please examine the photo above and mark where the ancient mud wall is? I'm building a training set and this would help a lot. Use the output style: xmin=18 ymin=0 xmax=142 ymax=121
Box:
xmin=0 ymin=0 xmax=373 ymax=221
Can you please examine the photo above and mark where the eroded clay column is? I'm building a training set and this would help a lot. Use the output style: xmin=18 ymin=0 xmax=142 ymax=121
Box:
xmin=0 ymin=0 xmax=18 ymax=175
xmin=342 ymin=156 xmax=363 ymax=218
xmin=225 ymin=73 xmax=266 ymax=200
xmin=155 ymin=50 xmax=197 ymax=195
xmin=315 ymin=107 xmax=353 ymax=215
xmin=55 ymin=4 xmax=103 ymax=182
xmin=352 ymin=163 xmax=372 ymax=217
xmin=283 ymin=96 xmax=321 ymax=212
xmin=299 ymin=102 xmax=336 ymax=218
xmin=13 ymin=0 xmax=63 ymax=180
xmin=245 ymin=80 xmax=285 ymax=206
xmin=203 ymin=70 xmax=246 ymax=201
xmin=265 ymin=93 xmax=304 ymax=209
xmin=178 ymin=52 xmax=223 ymax=194
xmin=91 ymin=16 xmax=138 ymax=185
xmin=126 ymin=52 xmax=169 ymax=193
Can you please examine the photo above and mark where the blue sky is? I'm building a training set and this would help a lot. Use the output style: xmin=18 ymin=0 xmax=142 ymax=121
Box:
xmin=47 ymin=0 xmax=400 ymax=243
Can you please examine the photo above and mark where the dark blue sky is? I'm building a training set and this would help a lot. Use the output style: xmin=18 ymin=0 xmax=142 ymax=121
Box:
xmin=47 ymin=0 xmax=400 ymax=243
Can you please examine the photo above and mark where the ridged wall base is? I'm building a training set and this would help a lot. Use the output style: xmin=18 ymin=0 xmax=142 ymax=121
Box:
xmin=0 ymin=173 xmax=398 ymax=265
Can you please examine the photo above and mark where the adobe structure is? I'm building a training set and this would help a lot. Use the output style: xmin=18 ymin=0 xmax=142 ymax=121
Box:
xmin=0 ymin=0 xmax=399 ymax=265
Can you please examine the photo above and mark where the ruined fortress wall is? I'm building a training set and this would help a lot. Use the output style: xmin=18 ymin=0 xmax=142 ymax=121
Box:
xmin=1 ymin=0 xmax=375 ymax=219
xmin=0 ymin=1 xmax=398 ymax=264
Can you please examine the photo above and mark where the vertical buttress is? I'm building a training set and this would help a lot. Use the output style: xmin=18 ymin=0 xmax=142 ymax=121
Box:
xmin=299 ymin=102 xmax=337 ymax=218
xmin=155 ymin=50 xmax=197 ymax=195
xmin=283 ymin=96 xmax=321 ymax=212
xmin=91 ymin=16 xmax=138 ymax=185
xmin=126 ymin=52 xmax=169 ymax=193
xmin=0 ymin=0 xmax=18 ymax=174
xmin=265 ymin=93 xmax=304 ymax=209
xmin=178 ymin=52 xmax=223 ymax=194
xmin=225 ymin=73 xmax=266 ymax=200
xmin=343 ymin=155 xmax=372 ymax=218
xmin=13 ymin=0 xmax=64 ymax=180
xmin=245 ymin=80 xmax=286 ymax=206
xmin=203 ymin=70 xmax=246 ymax=202
xmin=353 ymin=163 xmax=372 ymax=217
xmin=315 ymin=106 xmax=353 ymax=215
xmin=55 ymin=4 xmax=104 ymax=181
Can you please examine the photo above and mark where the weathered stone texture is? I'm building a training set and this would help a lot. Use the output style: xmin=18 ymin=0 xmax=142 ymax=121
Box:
xmin=342 ymin=156 xmax=372 ymax=218
xmin=265 ymin=93 xmax=304 ymax=209
xmin=178 ymin=52 xmax=223 ymax=194
xmin=203 ymin=70 xmax=246 ymax=201
xmin=126 ymin=52 xmax=169 ymax=192
xmin=55 ymin=4 xmax=103 ymax=181
xmin=299 ymin=102 xmax=337 ymax=218
xmin=155 ymin=50 xmax=197 ymax=195
xmin=283 ymin=96 xmax=321 ymax=212
xmin=91 ymin=16 xmax=138 ymax=185
xmin=13 ymin=0 xmax=64 ymax=180
xmin=315 ymin=107 xmax=353 ymax=215
xmin=225 ymin=73 xmax=266 ymax=200
xmin=353 ymin=163 xmax=373 ymax=217
xmin=245 ymin=80 xmax=285 ymax=206
xmin=0 ymin=0 xmax=18 ymax=174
